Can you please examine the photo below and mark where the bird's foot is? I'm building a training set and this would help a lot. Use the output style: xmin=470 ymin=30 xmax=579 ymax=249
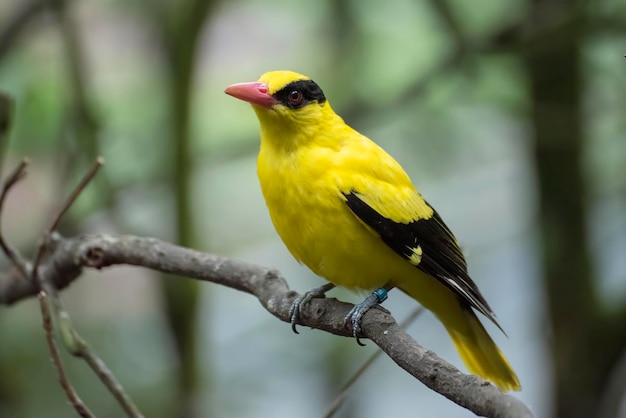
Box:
xmin=344 ymin=287 xmax=390 ymax=346
xmin=289 ymin=282 xmax=336 ymax=333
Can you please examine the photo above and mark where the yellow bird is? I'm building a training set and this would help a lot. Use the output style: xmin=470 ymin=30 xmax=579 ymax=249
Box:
xmin=225 ymin=70 xmax=521 ymax=392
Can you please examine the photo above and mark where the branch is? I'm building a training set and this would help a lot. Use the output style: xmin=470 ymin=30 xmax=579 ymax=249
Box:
xmin=0 ymin=158 xmax=31 ymax=277
xmin=0 ymin=234 xmax=534 ymax=418
xmin=39 ymin=291 xmax=95 ymax=418
xmin=0 ymin=157 xmax=142 ymax=418
xmin=31 ymin=157 xmax=143 ymax=418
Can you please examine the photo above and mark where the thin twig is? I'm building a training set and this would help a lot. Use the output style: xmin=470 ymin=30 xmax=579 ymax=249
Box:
xmin=31 ymin=156 xmax=103 ymax=310
xmin=0 ymin=158 xmax=31 ymax=277
xmin=324 ymin=307 xmax=424 ymax=418
xmin=49 ymin=156 xmax=105 ymax=234
xmin=40 ymin=285 xmax=143 ymax=418
xmin=32 ymin=156 xmax=104 ymax=274
xmin=80 ymin=343 xmax=145 ymax=418
xmin=0 ymin=158 xmax=99 ymax=418
xmin=38 ymin=291 xmax=95 ymax=418
xmin=29 ymin=156 xmax=143 ymax=418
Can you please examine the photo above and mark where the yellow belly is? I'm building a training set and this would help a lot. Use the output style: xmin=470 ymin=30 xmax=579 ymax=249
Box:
xmin=259 ymin=158 xmax=410 ymax=290
xmin=256 ymin=122 xmax=434 ymax=293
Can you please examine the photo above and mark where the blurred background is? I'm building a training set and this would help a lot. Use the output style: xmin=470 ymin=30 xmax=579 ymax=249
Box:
xmin=0 ymin=0 xmax=624 ymax=417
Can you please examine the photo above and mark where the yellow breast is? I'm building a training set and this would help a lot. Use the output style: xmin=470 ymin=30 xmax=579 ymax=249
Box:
xmin=257 ymin=117 xmax=423 ymax=290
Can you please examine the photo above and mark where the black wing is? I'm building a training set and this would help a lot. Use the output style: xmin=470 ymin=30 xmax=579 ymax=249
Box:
xmin=342 ymin=191 xmax=503 ymax=332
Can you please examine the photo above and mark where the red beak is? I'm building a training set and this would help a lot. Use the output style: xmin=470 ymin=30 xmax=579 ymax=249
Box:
xmin=224 ymin=82 xmax=278 ymax=109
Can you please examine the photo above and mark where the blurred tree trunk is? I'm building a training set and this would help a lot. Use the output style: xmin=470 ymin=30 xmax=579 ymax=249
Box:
xmin=151 ymin=0 xmax=215 ymax=417
xmin=524 ymin=1 xmax=626 ymax=418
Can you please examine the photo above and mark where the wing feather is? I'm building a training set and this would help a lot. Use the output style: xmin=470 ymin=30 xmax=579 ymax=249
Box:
xmin=342 ymin=191 xmax=503 ymax=332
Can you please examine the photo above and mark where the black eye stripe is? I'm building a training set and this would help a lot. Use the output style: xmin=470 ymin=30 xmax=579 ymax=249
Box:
xmin=273 ymin=79 xmax=326 ymax=109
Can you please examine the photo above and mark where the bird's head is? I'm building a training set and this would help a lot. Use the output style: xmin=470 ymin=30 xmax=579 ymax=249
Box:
xmin=225 ymin=71 xmax=335 ymax=147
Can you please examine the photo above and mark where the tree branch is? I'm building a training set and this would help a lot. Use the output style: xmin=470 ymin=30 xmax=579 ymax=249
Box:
xmin=38 ymin=291 xmax=95 ymax=418
xmin=0 ymin=158 xmax=31 ymax=277
xmin=0 ymin=233 xmax=534 ymax=418
xmin=0 ymin=155 xmax=142 ymax=418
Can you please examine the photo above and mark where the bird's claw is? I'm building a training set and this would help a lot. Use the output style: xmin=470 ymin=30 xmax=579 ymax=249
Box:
xmin=289 ymin=294 xmax=310 ymax=334
xmin=289 ymin=282 xmax=336 ymax=334
xmin=344 ymin=287 xmax=390 ymax=346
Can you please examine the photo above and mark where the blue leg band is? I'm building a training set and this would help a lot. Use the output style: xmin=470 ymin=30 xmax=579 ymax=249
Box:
xmin=372 ymin=287 xmax=388 ymax=303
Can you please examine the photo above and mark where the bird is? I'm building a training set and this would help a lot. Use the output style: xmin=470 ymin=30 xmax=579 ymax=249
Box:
xmin=224 ymin=70 xmax=521 ymax=392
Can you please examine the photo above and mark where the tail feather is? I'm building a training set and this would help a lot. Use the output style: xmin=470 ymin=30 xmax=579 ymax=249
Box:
xmin=400 ymin=276 xmax=521 ymax=391
xmin=443 ymin=306 xmax=521 ymax=392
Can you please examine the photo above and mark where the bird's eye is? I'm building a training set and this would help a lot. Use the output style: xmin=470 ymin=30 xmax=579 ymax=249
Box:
xmin=288 ymin=90 xmax=303 ymax=106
